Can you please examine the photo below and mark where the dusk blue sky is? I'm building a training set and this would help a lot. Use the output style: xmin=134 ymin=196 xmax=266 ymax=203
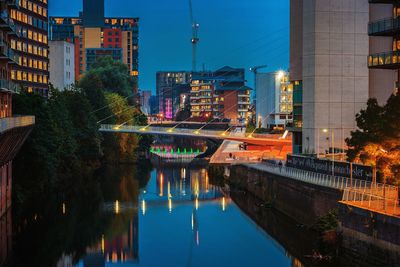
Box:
xmin=49 ymin=0 xmax=289 ymax=93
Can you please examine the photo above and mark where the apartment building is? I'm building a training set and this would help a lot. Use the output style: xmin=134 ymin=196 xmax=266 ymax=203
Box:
xmin=190 ymin=66 xmax=251 ymax=123
xmin=255 ymin=71 xmax=293 ymax=129
xmin=368 ymin=0 xmax=400 ymax=102
xmin=0 ymin=0 xmax=35 ymax=220
xmin=49 ymin=40 xmax=74 ymax=90
xmin=7 ymin=0 xmax=49 ymax=96
xmin=49 ymin=0 xmax=139 ymax=92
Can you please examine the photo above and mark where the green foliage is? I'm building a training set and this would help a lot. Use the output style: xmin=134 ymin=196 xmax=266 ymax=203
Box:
xmin=246 ymin=120 xmax=256 ymax=133
xmin=80 ymin=56 xmax=136 ymax=99
xmin=312 ymin=210 xmax=338 ymax=233
xmin=346 ymin=94 xmax=400 ymax=184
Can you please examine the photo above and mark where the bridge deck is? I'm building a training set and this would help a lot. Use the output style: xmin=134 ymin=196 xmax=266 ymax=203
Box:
xmin=100 ymin=124 xmax=292 ymax=147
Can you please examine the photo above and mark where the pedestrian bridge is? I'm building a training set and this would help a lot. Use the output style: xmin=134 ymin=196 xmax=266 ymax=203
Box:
xmin=99 ymin=124 xmax=292 ymax=147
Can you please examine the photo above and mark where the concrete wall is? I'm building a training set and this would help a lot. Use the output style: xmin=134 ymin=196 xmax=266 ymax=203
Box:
xmin=290 ymin=0 xmax=303 ymax=82
xmin=49 ymin=41 xmax=75 ymax=90
xmin=229 ymin=164 xmax=342 ymax=225
xmin=302 ymin=0 xmax=370 ymax=154
xmin=338 ymin=203 xmax=400 ymax=266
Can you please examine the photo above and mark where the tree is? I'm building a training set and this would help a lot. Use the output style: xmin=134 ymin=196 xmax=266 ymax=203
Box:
xmin=82 ymin=56 xmax=136 ymax=99
xmin=346 ymin=94 xmax=400 ymax=184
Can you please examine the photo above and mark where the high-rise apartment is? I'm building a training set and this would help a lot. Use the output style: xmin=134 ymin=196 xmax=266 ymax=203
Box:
xmin=190 ymin=66 xmax=251 ymax=123
xmin=0 ymin=0 xmax=35 ymax=221
xmin=49 ymin=0 xmax=139 ymax=92
xmin=368 ymin=0 xmax=400 ymax=103
xmin=289 ymin=0 xmax=370 ymax=155
xmin=7 ymin=0 xmax=49 ymax=96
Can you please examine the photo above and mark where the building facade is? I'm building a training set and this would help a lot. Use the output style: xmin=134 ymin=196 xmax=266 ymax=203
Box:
xmin=7 ymin=0 xmax=49 ymax=96
xmin=49 ymin=0 xmax=139 ymax=92
xmin=49 ymin=40 xmax=75 ymax=90
xmin=0 ymin=0 xmax=35 ymax=224
xmin=139 ymin=90 xmax=151 ymax=115
xmin=156 ymin=71 xmax=192 ymax=119
xmin=368 ymin=0 xmax=400 ymax=103
xmin=289 ymin=0 xmax=370 ymax=156
xmin=190 ymin=66 xmax=251 ymax=123
xmin=255 ymin=71 xmax=293 ymax=129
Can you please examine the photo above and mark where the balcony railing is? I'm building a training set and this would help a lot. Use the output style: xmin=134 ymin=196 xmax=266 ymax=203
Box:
xmin=7 ymin=0 xmax=20 ymax=8
xmin=0 ymin=116 xmax=35 ymax=134
xmin=0 ymin=79 xmax=20 ymax=93
xmin=368 ymin=51 xmax=400 ymax=69
xmin=368 ymin=0 xmax=395 ymax=3
xmin=0 ymin=14 xmax=17 ymax=35
xmin=0 ymin=46 xmax=19 ymax=64
xmin=368 ymin=16 xmax=400 ymax=36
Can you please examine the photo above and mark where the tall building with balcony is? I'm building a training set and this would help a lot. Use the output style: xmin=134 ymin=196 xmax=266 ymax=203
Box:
xmin=190 ymin=66 xmax=251 ymax=123
xmin=6 ymin=0 xmax=49 ymax=96
xmin=289 ymin=0 xmax=370 ymax=155
xmin=156 ymin=71 xmax=192 ymax=119
xmin=49 ymin=0 xmax=139 ymax=92
xmin=255 ymin=71 xmax=293 ymax=129
xmin=368 ymin=0 xmax=400 ymax=103
xmin=0 ymin=1 xmax=35 ymax=223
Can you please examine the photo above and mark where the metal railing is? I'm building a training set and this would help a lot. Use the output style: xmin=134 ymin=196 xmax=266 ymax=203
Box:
xmin=0 ymin=79 xmax=20 ymax=93
xmin=368 ymin=51 xmax=400 ymax=68
xmin=0 ymin=116 xmax=35 ymax=133
xmin=0 ymin=14 xmax=17 ymax=33
xmin=245 ymin=162 xmax=398 ymax=193
xmin=368 ymin=16 xmax=400 ymax=35
xmin=100 ymin=124 xmax=226 ymax=136
xmin=341 ymin=187 xmax=400 ymax=216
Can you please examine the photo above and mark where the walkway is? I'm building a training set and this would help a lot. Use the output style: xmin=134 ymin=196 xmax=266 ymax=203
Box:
xmin=99 ymin=124 xmax=292 ymax=147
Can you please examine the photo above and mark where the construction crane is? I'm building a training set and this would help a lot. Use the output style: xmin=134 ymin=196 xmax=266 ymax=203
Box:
xmin=189 ymin=0 xmax=200 ymax=71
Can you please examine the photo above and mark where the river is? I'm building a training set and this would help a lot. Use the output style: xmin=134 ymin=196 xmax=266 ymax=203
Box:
xmin=2 ymin=161 xmax=336 ymax=267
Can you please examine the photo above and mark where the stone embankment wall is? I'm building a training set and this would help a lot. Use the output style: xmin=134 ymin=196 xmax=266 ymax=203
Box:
xmin=228 ymin=164 xmax=342 ymax=225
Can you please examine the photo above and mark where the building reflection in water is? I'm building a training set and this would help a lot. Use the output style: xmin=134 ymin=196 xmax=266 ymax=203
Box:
xmin=0 ymin=208 xmax=12 ymax=266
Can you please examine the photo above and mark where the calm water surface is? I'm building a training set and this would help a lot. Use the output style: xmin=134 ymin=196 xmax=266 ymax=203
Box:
xmin=6 ymin=163 xmax=310 ymax=267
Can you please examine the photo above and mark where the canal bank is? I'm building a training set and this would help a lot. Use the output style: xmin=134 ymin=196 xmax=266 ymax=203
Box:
xmin=226 ymin=164 xmax=342 ymax=226
xmin=222 ymin=162 xmax=400 ymax=267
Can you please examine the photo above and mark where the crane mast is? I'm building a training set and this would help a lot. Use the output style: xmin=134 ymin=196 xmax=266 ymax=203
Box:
xmin=189 ymin=0 xmax=199 ymax=71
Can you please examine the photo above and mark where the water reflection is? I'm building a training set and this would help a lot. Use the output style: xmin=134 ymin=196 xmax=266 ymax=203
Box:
xmin=8 ymin=162 xmax=314 ymax=267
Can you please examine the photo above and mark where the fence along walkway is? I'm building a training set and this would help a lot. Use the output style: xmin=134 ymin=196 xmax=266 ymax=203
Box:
xmin=245 ymin=162 xmax=400 ymax=216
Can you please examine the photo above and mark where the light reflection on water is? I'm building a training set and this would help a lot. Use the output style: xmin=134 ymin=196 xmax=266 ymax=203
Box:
xmin=75 ymin=167 xmax=296 ymax=267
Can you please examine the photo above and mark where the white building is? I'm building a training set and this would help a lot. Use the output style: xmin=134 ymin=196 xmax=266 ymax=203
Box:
xmin=49 ymin=41 xmax=75 ymax=91
xmin=255 ymin=71 xmax=292 ymax=129
xmin=290 ymin=0 xmax=370 ymax=155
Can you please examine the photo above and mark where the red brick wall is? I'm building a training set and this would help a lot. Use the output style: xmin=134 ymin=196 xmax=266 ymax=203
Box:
xmin=0 ymin=92 xmax=12 ymax=118
xmin=221 ymin=90 xmax=238 ymax=123
xmin=103 ymin=28 xmax=122 ymax=48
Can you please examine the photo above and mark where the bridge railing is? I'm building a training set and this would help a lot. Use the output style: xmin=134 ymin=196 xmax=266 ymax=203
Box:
xmin=100 ymin=124 xmax=226 ymax=136
xmin=0 ymin=116 xmax=35 ymax=134
xmin=246 ymin=162 xmax=398 ymax=194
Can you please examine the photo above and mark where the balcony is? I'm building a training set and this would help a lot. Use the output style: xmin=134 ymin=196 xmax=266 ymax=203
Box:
xmin=0 ymin=79 xmax=20 ymax=93
xmin=0 ymin=46 xmax=19 ymax=64
xmin=7 ymin=0 xmax=20 ymax=8
xmin=368 ymin=0 xmax=395 ymax=3
xmin=0 ymin=15 xmax=18 ymax=35
xmin=0 ymin=116 xmax=35 ymax=134
xmin=368 ymin=17 xmax=400 ymax=36
xmin=368 ymin=51 xmax=400 ymax=69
